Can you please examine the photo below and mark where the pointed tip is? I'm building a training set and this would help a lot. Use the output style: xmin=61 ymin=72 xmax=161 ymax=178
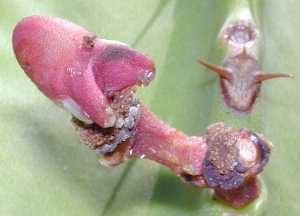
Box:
xmin=255 ymin=73 xmax=294 ymax=83
xmin=287 ymin=73 xmax=295 ymax=79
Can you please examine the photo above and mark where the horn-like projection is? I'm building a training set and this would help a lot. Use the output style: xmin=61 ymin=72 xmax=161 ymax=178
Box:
xmin=255 ymin=73 xmax=294 ymax=83
xmin=197 ymin=58 xmax=232 ymax=82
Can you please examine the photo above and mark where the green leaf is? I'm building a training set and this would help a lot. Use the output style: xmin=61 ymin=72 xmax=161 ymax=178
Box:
xmin=0 ymin=0 xmax=299 ymax=215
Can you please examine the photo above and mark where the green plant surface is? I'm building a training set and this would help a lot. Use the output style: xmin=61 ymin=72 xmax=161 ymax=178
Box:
xmin=0 ymin=0 xmax=299 ymax=215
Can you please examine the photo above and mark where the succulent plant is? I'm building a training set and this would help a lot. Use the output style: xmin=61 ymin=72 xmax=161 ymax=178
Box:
xmin=1 ymin=0 xmax=299 ymax=215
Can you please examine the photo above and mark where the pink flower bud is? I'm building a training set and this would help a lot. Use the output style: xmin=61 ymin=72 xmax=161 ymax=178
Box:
xmin=13 ymin=16 xmax=155 ymax=127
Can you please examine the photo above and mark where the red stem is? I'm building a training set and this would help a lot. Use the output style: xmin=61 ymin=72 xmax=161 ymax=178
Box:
xmin=131 ymin=106 xmax=207 ymax=178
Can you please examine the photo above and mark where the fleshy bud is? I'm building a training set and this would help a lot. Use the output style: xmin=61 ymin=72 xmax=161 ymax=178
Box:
xmin=13 ymin=16 xmax=155 ymax=127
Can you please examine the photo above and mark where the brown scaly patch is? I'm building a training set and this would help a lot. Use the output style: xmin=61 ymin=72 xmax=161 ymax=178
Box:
xmin=72 ymin=118 xmax=115 ymax=150
xmin=72 ymin=87 xmax=140 ymax=166
xmin=82 ymin=35 xmax=97 ymax=49
xmin=200 ymin=123 xmax=272 ymax=208
xmin=205 ymin=123 xmax=238 ymax=175
xmin=202 ymin=122 xmax=271 ymax=191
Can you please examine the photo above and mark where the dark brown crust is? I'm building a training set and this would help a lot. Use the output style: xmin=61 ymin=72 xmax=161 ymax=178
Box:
xmin=202 ymin=159 xmax=246 ymax=190
xmin=72 ymin=87 xmax=140 ymax=163
xmin=201 ymin=123 xmax=271 ymax=191
xmin=202 ymin=123 xmax=246 ymax=190
xmin=72 ymin=118 xmax=116 ymax=150
xmin=82 ymin=35 xmax=97 ymax=49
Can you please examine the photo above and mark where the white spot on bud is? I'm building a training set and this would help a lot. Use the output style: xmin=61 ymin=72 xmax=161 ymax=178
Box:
xmin=139 ymin=70 xmax=155 ymax=86
xmin=129 ymin=149 xmax=133 ymax=156
xmin=58 ymin=98 xmax=93 ymax=124
xmin=102 ymin=39 xmax=129 ymax=47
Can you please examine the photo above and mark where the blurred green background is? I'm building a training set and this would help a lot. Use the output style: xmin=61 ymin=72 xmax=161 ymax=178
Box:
xmin=0 ymin=0 xmax=299 ymax=215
